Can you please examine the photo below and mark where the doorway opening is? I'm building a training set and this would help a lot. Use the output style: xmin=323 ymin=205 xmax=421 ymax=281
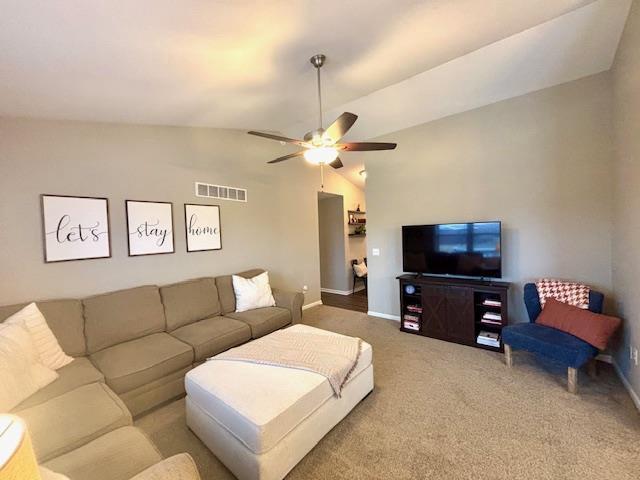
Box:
xmin=317 ymin=192 xmax=367 ymax=313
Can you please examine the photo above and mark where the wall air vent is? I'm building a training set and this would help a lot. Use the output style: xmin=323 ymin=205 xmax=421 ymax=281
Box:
xmin=195 ymin=182 xmax=247 ymax=202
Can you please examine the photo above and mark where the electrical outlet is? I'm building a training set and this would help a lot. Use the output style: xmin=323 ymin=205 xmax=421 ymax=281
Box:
xmin=372 ymin=248 xmax=380 ymax=256
xmin=302 ymin=285 xmax=308 ymax=294
xmin=633 ymin=348 xmax=638 ymax=367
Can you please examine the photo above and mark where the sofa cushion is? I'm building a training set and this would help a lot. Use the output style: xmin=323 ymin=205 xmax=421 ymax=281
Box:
xmin=0 ymin=299 xmax=86 ymax=357
xmin=90 ymin=333 xmax=193 ymax=394
xmin=19 ymin=382 xmax=132 ymax=462
xmin=130 ymin=453 xmax=201 ymax=480
xmin=502 ymin=322 xmax=599 ymax=369
xmin=44 ymin=427 xmax=162 ymax=480
xmin=215 ymin=269 xmax=265 ymax=314
xmin=225 ymin=306 xmax=291 ymax=339
xmin=160 ymin=278 xmax=221 ymax=331
xmin=171 ymin=316 xmax=251 ymax=361
xmin=14 ymin=357 xmax=104 ymax=411
xmin=39 ymin=466 xmax=70 ymax=480
xmin=84 ymin=286 xmax=166 ymax=353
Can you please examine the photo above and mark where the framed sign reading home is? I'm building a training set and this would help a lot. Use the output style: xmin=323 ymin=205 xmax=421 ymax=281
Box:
xmin=184 ymin=203 xmax=222 ymax=252
xmin=41 ymin=194 xmax=111 ymax=262
xmin=126 ymin=200 xmax=175 ymax=256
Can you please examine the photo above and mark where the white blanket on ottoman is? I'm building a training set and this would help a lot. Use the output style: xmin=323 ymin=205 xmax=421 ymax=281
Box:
xmin=210 ymin=325 xmax=361 ymax=396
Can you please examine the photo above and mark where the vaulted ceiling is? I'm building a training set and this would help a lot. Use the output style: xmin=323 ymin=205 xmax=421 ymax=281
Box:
xmin=0 ymin=0 xmax=632 ymax=187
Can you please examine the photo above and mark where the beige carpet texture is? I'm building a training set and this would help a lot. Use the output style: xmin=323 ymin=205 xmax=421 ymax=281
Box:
xmin=136 ymin=306 xmax=640 ymax=480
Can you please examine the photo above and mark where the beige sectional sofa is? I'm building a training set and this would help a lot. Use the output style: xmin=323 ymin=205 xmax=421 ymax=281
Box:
xmin=0 ymin=268 xmax=304 ymax=480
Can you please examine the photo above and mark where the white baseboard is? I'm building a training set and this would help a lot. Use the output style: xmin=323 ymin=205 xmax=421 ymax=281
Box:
xmin=320 ymin=286 xmax=365 ymax=295
xmin=302 ymin=300 xmax=323 ymax=310
xmin=612 ymin=359 xmax=640 ymax=412
xmin=367 ymin=311 xmax=401 ymax=322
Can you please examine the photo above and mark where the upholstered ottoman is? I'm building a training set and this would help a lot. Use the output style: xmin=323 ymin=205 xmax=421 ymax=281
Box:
xmin=185 ymin=324 xmax=374 ymax=480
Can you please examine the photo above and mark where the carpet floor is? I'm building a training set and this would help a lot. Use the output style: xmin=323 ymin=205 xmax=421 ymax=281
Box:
xmin=136 ymin=306 xmax=640 ymax=480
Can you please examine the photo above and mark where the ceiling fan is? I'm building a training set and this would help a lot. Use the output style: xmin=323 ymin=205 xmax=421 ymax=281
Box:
xmin=248 ymin=54 xmax=397 ymax=173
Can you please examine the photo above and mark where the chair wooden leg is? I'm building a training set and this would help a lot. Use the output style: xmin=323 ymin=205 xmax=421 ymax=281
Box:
xmin=352 ymin=275 xmax=356 ymax=295
xmin=568 ymin=367 xmax=578 ymax=394
xmin=504 ymin=344 xmax=513 ymax=367
xmin=587 ymin=359 xmax=598 ymax=379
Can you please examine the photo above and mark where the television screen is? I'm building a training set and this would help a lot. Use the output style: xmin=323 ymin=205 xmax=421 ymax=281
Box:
xmin=402 ymin=222 xmax=502 ymax=278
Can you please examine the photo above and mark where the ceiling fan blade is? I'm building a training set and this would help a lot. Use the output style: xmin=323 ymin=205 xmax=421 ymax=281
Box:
xmin=329 ymin=157 xmax=343 ymax=169
xmin=267 ymin=151 xmax=305 ymax=164
xmin=323 ymin=112 xmax=358 ymax=143
xmin=337 ymin=142 xmax=397 ymax=151
xmin=248 ymin=131 xmax=307 ymax=147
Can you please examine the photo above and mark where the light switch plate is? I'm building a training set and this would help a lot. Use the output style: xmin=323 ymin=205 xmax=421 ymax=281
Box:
xmin=372 ymin=248 xmax=380 ymax=256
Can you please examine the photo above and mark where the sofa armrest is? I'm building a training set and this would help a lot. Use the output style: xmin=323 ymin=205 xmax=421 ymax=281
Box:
xmin=273 ymin=289 xmax=304 ymax=324
xmin=129 ymin=454 xmax=201 ymax=480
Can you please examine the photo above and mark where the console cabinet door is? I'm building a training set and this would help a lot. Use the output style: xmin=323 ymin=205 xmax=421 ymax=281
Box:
xmin=421 ymin=286 xmax=448 ymax=340
xmin=446 ymin=286 xmax=475 ymax=344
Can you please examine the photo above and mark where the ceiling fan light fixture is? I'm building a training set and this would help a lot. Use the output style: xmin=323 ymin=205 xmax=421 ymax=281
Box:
xmin=304 ymin=147 xmax=339 ymax=165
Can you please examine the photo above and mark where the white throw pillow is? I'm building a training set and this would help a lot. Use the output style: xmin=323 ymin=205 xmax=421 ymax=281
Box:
xmin=0 ymin=323 xmax=59 ymax=411
xmin=232 ymin=272 xmax=276 ymax=313
xmin=353 ymin=262 xmax=368 ymax=277
xmin=5 ymin=303 xmax=73 ymax=370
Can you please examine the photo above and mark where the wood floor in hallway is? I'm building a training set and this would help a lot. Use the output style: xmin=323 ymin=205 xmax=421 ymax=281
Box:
xmin=320 ymin=288 xmax=368 ymax=313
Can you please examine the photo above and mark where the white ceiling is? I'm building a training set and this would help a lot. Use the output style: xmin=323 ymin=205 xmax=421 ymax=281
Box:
xmin=0 ymin=0 xmax=631 ymax=188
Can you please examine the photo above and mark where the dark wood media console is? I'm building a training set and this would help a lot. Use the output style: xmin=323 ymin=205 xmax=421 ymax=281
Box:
xmin=397 ymin=274 xmax=510 ymax=352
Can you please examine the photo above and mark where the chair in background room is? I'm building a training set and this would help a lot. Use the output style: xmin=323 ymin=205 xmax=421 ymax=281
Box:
xmin=502 ymin=283 xmax=604 ymax=393
xmin=351 ymin=258 xmax=368 ymax=294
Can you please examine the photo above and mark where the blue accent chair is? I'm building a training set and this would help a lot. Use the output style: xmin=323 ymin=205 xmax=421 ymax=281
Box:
xmin=502 ymin=283 xmax=604 ymax=393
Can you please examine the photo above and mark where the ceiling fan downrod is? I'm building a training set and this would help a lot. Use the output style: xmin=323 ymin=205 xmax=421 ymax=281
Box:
xmin=310 ymin=54 xmax=326 ymax=131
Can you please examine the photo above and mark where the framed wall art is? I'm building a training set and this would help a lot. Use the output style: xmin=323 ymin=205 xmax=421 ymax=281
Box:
xmin=184 ymin=203 xmax=222 ymax=252
xmin=41 ymin=194 xmax=111 ymax=263
xmin=126 ymin=200 xmax=175 ymax=256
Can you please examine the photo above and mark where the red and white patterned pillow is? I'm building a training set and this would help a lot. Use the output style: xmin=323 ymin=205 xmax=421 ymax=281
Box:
xmin=535 ymin=278 xmax=590 ymax=310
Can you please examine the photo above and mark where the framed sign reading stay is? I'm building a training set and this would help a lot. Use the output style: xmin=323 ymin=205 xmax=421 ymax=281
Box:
xmin=184 ymin=203 xmax=222 ymax=252
xmin=126 ymin=200 xmax=175 ymax=256
xmin=41 ymin=194 xmax=111 ymax=262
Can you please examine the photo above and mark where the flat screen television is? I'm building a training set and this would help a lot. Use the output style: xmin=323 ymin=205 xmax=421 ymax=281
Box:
xmin=402 ymin=222 xmax=502 ymax=278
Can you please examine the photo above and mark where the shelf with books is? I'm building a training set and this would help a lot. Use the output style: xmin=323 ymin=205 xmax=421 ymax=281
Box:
xmin=473 ymin=291 xmax=507 ymax=351
xmin=400 ymin=283 xmax=423 ymax=334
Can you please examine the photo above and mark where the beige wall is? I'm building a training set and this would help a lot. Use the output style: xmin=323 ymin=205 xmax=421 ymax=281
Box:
xmin=363 ymin=73 xmax=614 ymax=322
xmin=318 ymin=193 xmax=347 ymax=291
xmin=612 ymin=0 xmax=640 ymax=399
xmin=0 ymin=117 xmax=361 ymax=307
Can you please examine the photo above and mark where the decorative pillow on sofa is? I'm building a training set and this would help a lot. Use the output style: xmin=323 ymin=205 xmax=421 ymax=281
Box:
xmin=5 ymin=303 xmax=73 ymax=370
xmin=232 ymin=271 xmax=276 ymax=313
xmin=535 ymin=298 xmax=621 ymax=350
xmin=0 ymin=323 xmax=59 ymax=411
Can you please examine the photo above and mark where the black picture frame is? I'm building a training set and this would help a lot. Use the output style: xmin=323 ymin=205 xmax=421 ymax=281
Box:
xmin=40 ymin=194 xmax=112 ymax=263
xmin=125 ymin=199 xmax=176 ymax=257
xmin=184 ymin=203 xmax=222 ymax=252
